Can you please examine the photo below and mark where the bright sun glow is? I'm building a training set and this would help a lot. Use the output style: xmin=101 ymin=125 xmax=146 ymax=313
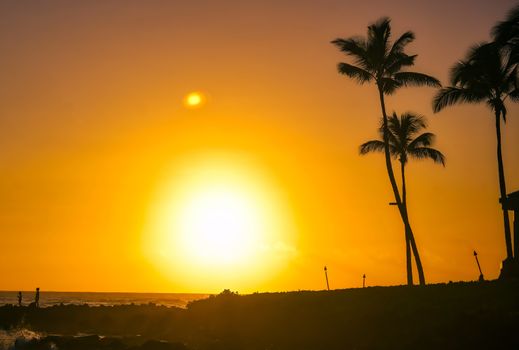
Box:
xmin=144 ymin=152 xmax=296 ymax=292
xmin=178 ymin=185 xmax=261 ymax=265
xmin=184 ymin=92 xmax=205 ymax=108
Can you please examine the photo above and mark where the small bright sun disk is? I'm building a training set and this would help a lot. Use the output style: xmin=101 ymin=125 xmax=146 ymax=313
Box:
xmin=184 ymin=92 xmax=205 ymax=108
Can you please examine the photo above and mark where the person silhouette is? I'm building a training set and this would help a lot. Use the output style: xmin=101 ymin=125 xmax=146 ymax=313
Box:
xmin=17 ymin=291 xmax=22 ymax=307
xmin=35 ymin=288 xmax=40 ymax=308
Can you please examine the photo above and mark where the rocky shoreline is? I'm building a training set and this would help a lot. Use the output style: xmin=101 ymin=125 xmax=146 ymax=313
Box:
xmin=1 ymin=281 xmax=518 ymax=350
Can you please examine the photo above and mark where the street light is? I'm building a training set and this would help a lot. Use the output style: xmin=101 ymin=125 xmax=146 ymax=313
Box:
xmin=473 ymin=250 xmax=485 ymax=282
xmin=324 ymin=266 xmax=330 ymax=291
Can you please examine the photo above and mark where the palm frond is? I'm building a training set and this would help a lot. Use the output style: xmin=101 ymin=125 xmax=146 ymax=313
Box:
xmin=389 ymin=31 xmax=415 ymax=56
xmin=433 ymin=87 xmax=484 ymax=112
xmin=359 ymin=140 xmax=386 ymax=155
xmin=503 ymin=64 xmax=519 ymax=93
xmin=449 ymin=44 xmax=498 ymax=90
xmin=331 ymin=37 xmax=371 ymax=70
xmin=503 ymin=54 xmax=518 ymax=78
xmin=366 ymin=113 xmax=443 ymax=167
xmin=379 ymin=77 xmax=401 ymax=94
xmin=465 ymin=42 xmax=494 ymax=61
xmin=510 ymin=45 xmax=519 ymax=64
xmin=333 ymin=17 xmax=438 ymax=98
xmin=398 ymin=112 xmax=426 ymax=135
xmin=394 ymin=72 xmax=441 ymax=88
xmin=385 ymin=53 xmax=416 ymax=74
xmin=408 ymin=132 xmax=435 ymax=149
xmin=331 ymin=37 xmax=365 ymax=55
xmin=367 ymin=17 xmax=391 ymax=60
xmin=439 ymin=41 xmax=519 ymax=121
xmin=492 ymin=4 xmax=519 ymax=44
xmin=450 ymin=60 xmax=482 ymax=86
xmin=453 ymin=64 xmax=490 ymax=89
xmin=410 ymin=147 xmax=445 ymax=166
xmin=508 ymin=88 xmax=519 ymax=101
xmin=384 ymin=114 xmax=401 ymax=148
xmin=337 ymin=62 xmax=373 ymax=83
xmin=360 ymin=139 xmax=399 ymax=159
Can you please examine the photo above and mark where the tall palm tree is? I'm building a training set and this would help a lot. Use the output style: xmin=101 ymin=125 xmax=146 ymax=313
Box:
xmin=332 ymin=18 xmax=440 ymax=285
xmin=433 ymin=42 xmax=519 ymax=261
xmin=360 ymin=112 xmax=445 ymax=284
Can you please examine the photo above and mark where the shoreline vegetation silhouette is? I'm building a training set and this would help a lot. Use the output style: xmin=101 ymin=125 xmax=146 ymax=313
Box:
xmin=1 ymin=282 xmax=518 ymax=350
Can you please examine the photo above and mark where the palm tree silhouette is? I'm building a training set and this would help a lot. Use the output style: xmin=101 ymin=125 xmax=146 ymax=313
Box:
xmin=360 ymin=112 xmax=445 ymax=284
xmin=332 ymin=18 xmax=440 ymax=285
xmin=433 ymin=42 xmax=519 ymax=261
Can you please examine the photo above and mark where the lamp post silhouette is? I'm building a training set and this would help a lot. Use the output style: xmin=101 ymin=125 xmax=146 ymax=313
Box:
xmin=363 ymin=274 xmax=366 ymax=288
xmin=473 ymin=250 xmax=484 ymax=282
xmin=324 ymin=266 xmax=330 ymax=291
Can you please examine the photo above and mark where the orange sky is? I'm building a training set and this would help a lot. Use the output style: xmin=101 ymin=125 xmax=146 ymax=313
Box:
xmin=0 ymin=0 xmax=518 ymax=293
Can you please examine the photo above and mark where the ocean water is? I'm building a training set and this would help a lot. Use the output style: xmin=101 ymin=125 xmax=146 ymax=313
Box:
xmin=0 ymin=291 xmax=209 ymax=308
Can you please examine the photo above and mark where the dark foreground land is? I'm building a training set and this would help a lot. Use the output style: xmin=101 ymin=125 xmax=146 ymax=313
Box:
xmin=1 ymin=281 xmax=518 ymax=350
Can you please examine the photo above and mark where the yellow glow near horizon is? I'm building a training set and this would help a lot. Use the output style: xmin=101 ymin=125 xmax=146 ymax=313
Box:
xmin=144 ymin=152 xmax=297 ymax=292
xmin=184 ymin=92 xmax=205 ymax=108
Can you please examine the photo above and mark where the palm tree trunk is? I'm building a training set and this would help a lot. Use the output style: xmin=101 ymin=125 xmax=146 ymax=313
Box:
xmin=400 ymin=159 xmax=426 ymax=285
xmin=495 ymin=109 xmax=513 ymax=260
xmin=401 ymin=159 xmax=425 ymax=285
xmin=400 ymin=160 xmax=413 ymax=286
xmin=377 ymin=86 xmax=403 ymax=209
xmin=377 ymin=85 xmax=425 ymax=285
xmin=407 ymin=223 xmax=425 ymax=284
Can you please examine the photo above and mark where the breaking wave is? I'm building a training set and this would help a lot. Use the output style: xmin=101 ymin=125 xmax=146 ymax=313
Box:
xmin=0 ymin=329 xmax=44 ymax=350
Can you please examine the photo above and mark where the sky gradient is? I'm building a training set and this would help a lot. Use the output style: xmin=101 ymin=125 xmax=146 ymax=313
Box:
xmin=0 ymin=0 xmax=518 ymax=293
